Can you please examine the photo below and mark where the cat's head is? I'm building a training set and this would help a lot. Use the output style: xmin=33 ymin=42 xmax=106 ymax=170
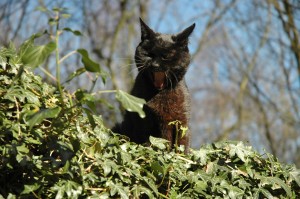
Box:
xmin=135 ymin=18 xmax=195 ymax=90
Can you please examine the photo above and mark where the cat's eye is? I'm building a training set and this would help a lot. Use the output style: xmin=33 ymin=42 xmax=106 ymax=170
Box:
xmin=161 ymin=54 xmax=171 ymax=61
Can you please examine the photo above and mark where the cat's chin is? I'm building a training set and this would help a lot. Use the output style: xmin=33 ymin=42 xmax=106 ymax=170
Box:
xmin=153 ymin=71 xmax=166 ymax=90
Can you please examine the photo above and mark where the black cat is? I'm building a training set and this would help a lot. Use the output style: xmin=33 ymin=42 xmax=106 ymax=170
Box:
xmin=113 ymin=18 xmax=195 ymax=152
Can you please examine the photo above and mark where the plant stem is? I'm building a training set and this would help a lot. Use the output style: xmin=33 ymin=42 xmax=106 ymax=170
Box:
xmin=39 ymin=66 xmax=57 ymax=81
xmin=94 ymin=90 xmax=117 ymax=95
xmin=54 ymin=12 xmax=64 ymax=106
xmin=59 ymin=50 xmax=77 ymax=64
xmin=175 ymin=122 xmax=179 ymax=153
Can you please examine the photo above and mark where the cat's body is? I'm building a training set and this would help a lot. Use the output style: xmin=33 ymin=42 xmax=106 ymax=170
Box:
xmin=113 ymin=19 xmax=195 ymax=152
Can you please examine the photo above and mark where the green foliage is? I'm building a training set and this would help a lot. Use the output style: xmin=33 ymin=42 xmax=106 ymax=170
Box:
xmin=115 ymin=90 xmax=146 ymax=118
xmin=0 ymin=13 xmax=299 ymax=198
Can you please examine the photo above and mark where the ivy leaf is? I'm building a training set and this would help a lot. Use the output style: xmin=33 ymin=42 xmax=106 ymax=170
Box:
xmin=263 ymin=176 xmax=292 ymax=197
xmin=21 ymin=183 xmax=40 ymax=195
xmin=132 ymin=185 xmax=154 ymax=199
xmin=77 ymin=49 xmax=100 ymax=73
xmin=106 ymin=181 xmax=128 ymax=199
xmin=35 ymin=6 xmax=49 ymax=13
xmin=19 ymin=31 xmax=47 ymax=57
xmin=115 ymin=90 xmax=146 ymax=118
xmin=228 ymin=142 xmax=252 ymax=163
xmin=151 ymin=161 xmax=166 ymax=176
xmin=16 ymin=144 xmax=29 ymax=153
xmin=149 ymin=136 xmax=168 ymax=150
xmin=64 ymin=181 xmax=82 ymax=198
xmin=192 ymin=148 xmax=209 ymax=165
xmin=21 ymin=42 xmax=56 ymax=68
xmin=26 ymin=107 xmax=61 ymax=129
xmin=290 ymin=170 xmax=300 ymax=187
xmin=77 ymin=49 xmax=107 ymax=83
xmin=63 ymin=28 xmax=82 ymax=36
xmin=254 ymin=188 xmax=273 ymax=199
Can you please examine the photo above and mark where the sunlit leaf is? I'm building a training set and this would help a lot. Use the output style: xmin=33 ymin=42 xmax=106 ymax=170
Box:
xmin=26 ymin=107 xmax=61 ymax=129
xmin=35 ymin=6 xmax=49 ymax=13
xmin=77 ymin=49 xmax=100 ymax=73
xmin=149 ymin=136 xmax=168 ymax=150
xmin=106 ymin=181 xmax=128 ymax=199
xmin=66 ymin=68 xmax=86 ymax=82
xmin=151 ymin=161 xmax=165 ymax=176
xmin=262 ymin=176 xmax=292 ymax=197
xmin=21 ymin=42 xmax=56 ymax=68
xmin=21 ymin=183 xmax=40 ymax=195
xmin=48 ymin=18 xmax=58 ymax=26
xmin=63 ymin=28 xmax=82 ymax=36
xmin=290 ymin=170 xmax=300 ymax=187
xmin=16 ymin=144 xmax=29 ymax=153
xmin=61 ymin=13 xmax=71 ymax=19
xmin=19 ymin=31 xmax=47 ymax=57
xmin=115 ymin=90 xmax=146 ymax=118
xmin=64 ymin=181 xmax=82 ymax=198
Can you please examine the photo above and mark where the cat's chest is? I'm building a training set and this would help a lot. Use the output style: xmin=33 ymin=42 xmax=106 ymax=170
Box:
xmin=146 ymin=87 xmax=186 ymax=118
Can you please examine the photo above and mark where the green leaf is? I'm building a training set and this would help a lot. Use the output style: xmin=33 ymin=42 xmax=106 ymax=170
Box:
xmin=35 ymin=6 xmax=49 ymax=13
xmin=61 ymin=13 xmax=71 ymax=19
xmin=115 ymin=90 xmax=146 ymax=118
xmin=106 ymin=181 xmax=128 ymax=199
xmin=16 ymin=144 xmax=29 ymax=153
xmin=7 ymin=193 xmax=16 ymax=199
xmin=21 ymin=183 xmax=40 ymax=195
xmin=290 ymin=170 xmax=300 ymax=187
xmin=21 ymin=42 xmax=56 ymax=68
xmin=228 ymin=142 xmax=252 ymax=163
xmin=19 ymin=31 xmax=47 ymax=56
xmin=259 ymin=188 xmax=273 ymax=199
xmin=65 ymin=181 xmax=82 ymax=198
xmin=266 ymin=176 xmax=292 ymax=197
xmin=192 ymin=148 xmax=208 ymax=165
xmin=149 ymin=136 xmax=168 ymax=150
xmin=66 ymin=68 xmax=86 ymax=82
xmin=63 ymin=28 xmax=82 ymax=36
xmin=48 ymin=18 xmax=58 ymax=26
xmin=151 ymin=161 xmax=165 ymax=175
xmin=26 ymin=107 xmax=61 ymax=129
xmin=4 ymin=86 xmax=40 ymax=105
xmin=83 ymin=108 xmax=96 ymax=129
xmin=77 ymin=49 xmax=100 ymax=73
xmin=132 ymin=185 xmax=154 ymax=199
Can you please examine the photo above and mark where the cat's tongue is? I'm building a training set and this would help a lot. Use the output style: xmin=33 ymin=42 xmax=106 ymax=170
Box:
xmin=153 ymin=72 xmax=165 ymax=90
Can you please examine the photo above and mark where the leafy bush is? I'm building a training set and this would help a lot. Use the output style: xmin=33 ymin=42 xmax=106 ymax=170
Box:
xmin=0 ymin=8 xmax=300 ymax=198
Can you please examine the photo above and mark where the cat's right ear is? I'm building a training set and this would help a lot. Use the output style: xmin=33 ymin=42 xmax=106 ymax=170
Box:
xmin=140 ymin=18 xmax=155 ymax=41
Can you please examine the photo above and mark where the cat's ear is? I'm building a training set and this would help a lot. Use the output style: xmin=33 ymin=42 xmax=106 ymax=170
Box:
xmin=139 ymin=18 xmax=155 ymax=41
xmin=174 ymin=23 xmax=196 ymax=45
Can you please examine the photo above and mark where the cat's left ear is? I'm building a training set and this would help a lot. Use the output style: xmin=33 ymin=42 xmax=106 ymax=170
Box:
xmin=139 ymin=18 xmax=155 ymax=41
xmin=174 ymin=23 xmax=196 ymax=45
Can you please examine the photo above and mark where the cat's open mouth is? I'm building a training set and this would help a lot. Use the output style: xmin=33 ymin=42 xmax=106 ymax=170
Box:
xmin=153 ymin=71 xmax=166 ymax=90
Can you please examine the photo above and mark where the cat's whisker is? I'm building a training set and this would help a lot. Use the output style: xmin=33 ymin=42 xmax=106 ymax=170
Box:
xmin=128 ymin=65 xmax=142 ymax=75
xmin=118 ymin=60 xmax=146 ymax=73
xmin=167 ymin=71 xmax=176 ymax=90
xmin=119 ymin=63 xmax=136 ymax=70
xmin=114 ymin=57 xmax=136 ymax=61
xmin=137 ymin=64 xmax=149 ymax=76
xmin=165 ymin=72 xmax=173 ymax=90
xmin=170 ymin=70 xmax=179 ymax=84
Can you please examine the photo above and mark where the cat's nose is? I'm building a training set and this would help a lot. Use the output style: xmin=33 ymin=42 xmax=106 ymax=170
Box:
xmin=152 ymin=61 xmax=160 ymax=68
